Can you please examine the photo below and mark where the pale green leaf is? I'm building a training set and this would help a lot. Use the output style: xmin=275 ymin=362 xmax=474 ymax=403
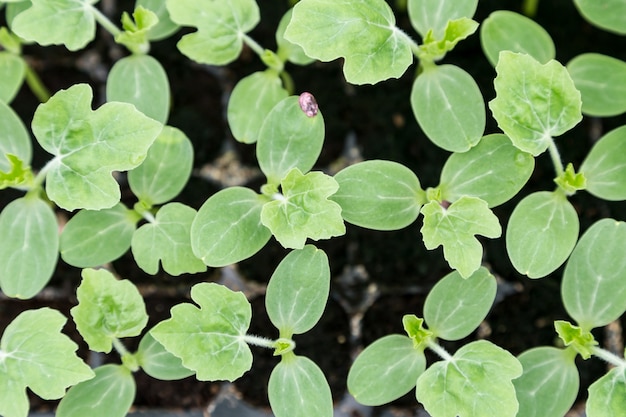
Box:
xmin=420 ymin=196 xmax=501 ymax=278
xmin=276 ymin=9 xmax=314 ymax=65
xmin=257 ymin=95 xmax=324 ymax=183
xmin=0 ymin=308 xmax=94 ymax=417
xmin=0 ymin=196 xmax=58 ymax=299
xmin=506 ymin=191 xmax=579 ymax=278
xmin=284 ymin=0 xmax=413 ymax=85
xmin=418 ymin=18 xmax=479 ymax=62
xmin=11 ymin=0 xmax=97 ymax=50
xmin=56 ymin=364 xmax=135 ymax=417
xmin=227 ymin=71 xmax=288 ymax=144
xmin=269 ymin=355 xmax=333 ymax=417
xmin=261 ymin=168 xmax=345 ymax=249
xmin=60 ymin=203 xmax=137 ymax=268
xmin=0 ymin=51 xmax=25 ymax=103
xmin=562 ymin=218 xmax=626 ymax=329
xmin=331 ymin=159 xmax=424 ymax=230
xmin=480 ymin=10 xmax=555 ymax=67
xmin=132 ymin=202 xmax=206 ymax=276
xmin=136 ymin=0 xmax=179 ymax=41
xmin=348 ymin=335 xmax=425 ymax=406
xmin=514 ymin=347 xmax=579 ymax=417
xmin=165 ymin=0 xmax=259 ymax=65
xmin=150 ymin=282 xmax=253 ymax=381
xmin=265 ymin=245 xmax=330 ymax=335
xmin=137 ymin=331 xmax=194 ymax=381
xmin=106 ymin=54 xmax=170 ymax=124
xmin=489 ymin=52 xmax=582 ymax=156
xmin=0 ymin=99 xmax=31 ymax=171
xmin=581 ymin=125 xmax=626 ymax=201
xmin=407 ymin=0 xmax=478 ymax=38
xmin=71 ymin=268 xmax=149 ymax=353
xmin=424 ymin=267 xmax=496 ymax=340
xmin=411 ymin=65 xmax=485 ymax=152
xmin=115 ymin=6 xmax=157 ymax=54
xmin=587 ymin=366 xmax=626 ymax=417
xmin=573 ymin=0 xmax=626 ymax=35
xmin=5 ymin=2 xmax=30 ymax=27
xmin=191 ymin=186 xmax=271 ymax=267
xmin=415 ymin=340 xmax=523 ymax=417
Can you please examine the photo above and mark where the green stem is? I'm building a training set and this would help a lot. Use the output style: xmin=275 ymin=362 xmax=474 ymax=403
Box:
xmin=547 ymin=139 xmax=564 ymax=178
xmin=280 ymin=71 xmax=295 ymax=95
xmin=89 ymin=4 xmax=123 ymax=38
xmin=427 ymin=339 xmax=453 ymax=361
xmin=23 ymin=63 xmax=51 ymax=103
xmin=112 ymin=337 xmax=130 ymax=357
xmin=592 ymin=346 xmax=626 ymax=368
xmin=243 ymin=334 xmax=277 ymax=350
xmin=522 ymin=0 xmax=540 ymax=17
xmin=242 ymin=34 xmax=265 ymax=58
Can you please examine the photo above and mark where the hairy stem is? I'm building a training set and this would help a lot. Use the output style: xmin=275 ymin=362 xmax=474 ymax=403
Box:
xmin=592 ymin=345 xmax=626 ymax=368
xmin=427 ymin=339 xmax=453 ymax=362
xmin=242 ymin=34 xmax=265 ymax=58
xmin=548 ymin=138 xmax=565 ymax=178
xmin=90 ymin=4 xmax=123 ymax=38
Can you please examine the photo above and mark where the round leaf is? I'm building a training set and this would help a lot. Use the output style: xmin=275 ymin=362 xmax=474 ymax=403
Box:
xmin=581 ymin=125 xmax=626 ymax=201
xmin=407 ymin=0 xmax=478 ymax=38
xmin=0 ymin=99 xmax=31 ymax=172
xmin=587 ymin=366 xmax=626 ymax=417
xmin=506 ymin=191 xmax=579 ymax=278
xmin=411 ymin=65 xmax=485 ymax=152
xmin=137 ymin=331 xmax=194 ymax=381
xmin=573 ymin=0 xmax=626 ymax=35
xmin=562 ymin=219 xmax=626 ymax=329
xmin=0 ymin=51 xmax=25 ymax=103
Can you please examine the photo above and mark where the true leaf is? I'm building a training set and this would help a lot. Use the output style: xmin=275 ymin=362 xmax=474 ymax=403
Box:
xmin=581 ymin=125 xmax=626 ymax=201
xmin=284 ymin=0 xmax=413 ymax=85
xmin=561 ymin=218 xmax=626 ymax=329
xmin=554 ymin=321 xmax=597 ymax=359
xmin=260 ymin=168 xmax=345 ymax=249
xmin=136 ymin=0 xmax=179 ymax=41
xmin=513 ymin=347 xmax=579 ymax=417
xmin=60 ymin=203 xmax=137 ymax=268
xmin=506 ymin=191 xmax=579 ymax=278
xmin=439 ymin=134 xmax=534 ymax=208
xmin=586 ymin=366 xmax=626 ymax=417
xmin=480 ymin=10 xmax=555 ymax=67
xmin=136 ymin=331 xmax=194 ymax=381
xmin=0 ymin=308 xmax=94 ymax=417
xmin=32 ymin=83 xmax=162 ymax=211
xmin=132 ymin=202 xmax=207 ymax=276
xmin=0 ymin=51 xmax=25 ymax=102
xmin=403 ymin=315 xmax=433 ymax=348
xmin=276 ymin=9 xmax=314 ymax=66
xmin=573 ymin=0 xmax=626 ymax=35
xmin=331 ymin=159 xmax=424 ymax=230
xmin=56 ymin=364 xmax=135 ymax=417
xmin=0 ymin=154 xmax=33 ymax=189
xmin=0 ymin=196 xmax=58 ymax=299
xmin=411 ymin=65 xmax=485 ymax=152
xmin=407 ymin=0 xmax=478 ymax=38
xmin=347 ymin=334 xmax=426 ymax=406
xmin=420 ymin=196 xmax=501 ymax=278
xmin=268 ymin=355 xmax=333 ymax=417
xmin=150 ymin=282 xmax=253 ymax=381
xmin=191 ymin=186 xmax=271 ymax=267
xmin=424 ymin=267 xmax=496 ymax=341
xmin=418 ymin=18 xmax=479 ymax=62
xmin=165 ymin=0 xmax=259 ymax=65
xmin=489 ymin=52 xmax=582 ymax=156
xmin=415 ymin=340 xmax=523 ymax=417
xmin=0 ymin=99 xmax=31 ymax=171
xmin=265 ymin=245 xmax=330 ymax=335
xmin=114 ymin=6 xmax=158 ymax=54
xmin=71 ymin=268 xmax=149 ymax=353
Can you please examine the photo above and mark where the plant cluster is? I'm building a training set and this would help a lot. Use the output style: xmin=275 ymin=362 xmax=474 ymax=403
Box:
xmin=1 ymin=0 xmax=626 ymax=417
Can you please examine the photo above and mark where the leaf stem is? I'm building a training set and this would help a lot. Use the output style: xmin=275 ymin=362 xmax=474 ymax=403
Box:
xmin=89 ymin=4 xmax=123 ymax=38
xmin=591 ymin=345 xmax=626 ymax=368
xmin=23 ymin=63 xmax=51 ymax=103
xmin=547 ymin=138 xmax=565 ymax=178
xmin=427 ymin=339 xmax=453 ymax=361
xmin=243 ymin=334 xmax=277 ymax=350
xmin=242 ymin=34 xmax=265 ymax=58
xmin=522 ymin=0 xmax=540 ymax=17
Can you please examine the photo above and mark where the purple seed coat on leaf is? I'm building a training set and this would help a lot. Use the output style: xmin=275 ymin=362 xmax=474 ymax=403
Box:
xmin=299 ymin=92 xmax=318 ymax=117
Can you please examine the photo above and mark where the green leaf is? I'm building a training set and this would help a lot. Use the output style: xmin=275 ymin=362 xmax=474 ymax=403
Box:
xmin=567 ymin=53 xmax=626 ymax=117
xmin=573 ymin=0 xmax=626 ymax=35
xmin=554 ymin=320 xmax=597 ymax=359
xmin=403 ymin=314 xmax=433 ymax=348
xmin=0 ymin=51 xmax=25 ymax=103
xmin=562 ymin=218 xmax=626 ymax=329
xmin=191 ymin=186 xmax=271 ymax=267
xmin=489 ymin=52 xmax=582 ymax=156
xmin=268 ymin=355 xmax=333 ymax=417
xmin=0 ymin=308 xmax=94 ymax=417
xmin=0 ymin=153 xmax=33 ymax=189
xmin=136 ymin=330 xmax=194 ymax=381
xmin=115 ymin=6 xmax=157 ymax=54
xmin=506 ymin=191 xmax=579 ymax=279
xmin=257 ymin=95 xmax=325 ymax=183
xmin=587 ymin=366 xmax=626 ymax=417
xmin=411 ymin=65 xmax=485 ymax=152
xmin=265 ymin=245 xmax=330 ymax=335
xmin=276 ymin=9 xmax=314 ymax=66
xmin=150 ymin=282 xmax=253 ymax=381
xmin=32 ymin=83 xmax=162 ymax=211
xmin=418 ymin=18 xmax=479 ymax=62
xmin=11 ymin=0 xmax=97 ymax=51
xmin=415 ymin=340 xmax=523 ymax=417
xmin=554 ymin=162 xmax=586 ymax=194
xmin=0 ymin=99 xmax=31 ymax=171
xmin=106 ymin=54 xmax=170 ymax=124
xmin=480 ymin=10 xmax=555 ymax=67
xmin=60 ymin=203 xmax=137 ymax=267
xmin=71 ymin=268 xmax=149 ymax=353
xmin=128 ymin=126 xmax=193 ymax=205
xmin=347 ymin=334 xmax=426 ymax=406
xmin=56 ymin=364 xmax=135 ymax=417
xmin=581 ymin=125 xmax=626 ymax=201
xmin=165 ymin=0 xmax=259 ymax=65
xmin=0 ymin=196 xmax=58 ymax=299
xmin=407 ymin=0 xmax=478 ymax=38
xmin=513 ymin=347 xmax=579 ymax=417
xmin=227 ymin=71 xmax=289 ymax=144
xmin=424 ymin=267 xmax=496 ymax=340
xmin=0 ymin=27 xmax=22 ymax=55
xmin=284 ymin=0 xmax=413 ymax=85
xmin=136 ymin=0 xmax=179 ymax=41
xmin=261 ymin=168 xmax=345 ymax=249
xmin=439 ymin=134 xmax=534 ymax=208
xmin=331 ymin=159 xmax=424 ymax=230
xmin=132 ymin=202 xmax=207 ymax=276
xmin=420 ymin=196 xmax=501 ymax=278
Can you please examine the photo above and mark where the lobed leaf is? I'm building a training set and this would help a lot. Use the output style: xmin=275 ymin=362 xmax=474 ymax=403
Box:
xmin=418 ymin=18 xmax=479 ymax=62
xmin=114 ymin=6 xmax=158 ymax=54
xmin=0 ymin=153 xmax=33 ymax=189
xmin=573 ymin=0 xmax=626 ymax=35
xmin=0 ymin=99 xmax=31 ymax=172
xmin=489 ymin=52 xmax=582 ymax=156
xmin=586 ymin=366 xmax=626 ymax=417
xmin=581 ymin=125 xmax=626 ymax=201
xmin=554 ymin=321 xmax=597 ymax=360
xmin=136 ymin=0 xmax=180 ymax=41
xmin=0 ymin=51 xmax=25 ymax=103
xmin=136 ymin=331 xmax=194 ymax=381
xmin=407 ymin=0 xmax=478 ymax=38
xmin=276 ymin=9 xmax=314 ymax=65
